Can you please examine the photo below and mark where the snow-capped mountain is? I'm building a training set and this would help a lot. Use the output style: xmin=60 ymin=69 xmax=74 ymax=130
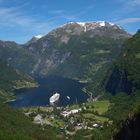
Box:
xmin=56 ymin=21 xmax=122 ymax=33
xmin=62 ymin=21 xmax=116 ymax=28
xmin=47 ymin=21 xmax=127 ymax=40
xmin=25 ymin=21 xmax=130 ymax=78
xmin=0 ymin=21 xmax=131 ymax=92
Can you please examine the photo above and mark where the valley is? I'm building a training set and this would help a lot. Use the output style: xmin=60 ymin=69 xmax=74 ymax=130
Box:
xmin=0 ymin=21 xmax=140 ymax=140
xmin=8 ymin=76 xmax=88 ymax=107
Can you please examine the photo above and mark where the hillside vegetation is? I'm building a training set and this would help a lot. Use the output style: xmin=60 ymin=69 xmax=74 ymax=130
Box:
xmin=0 ymin=103 xmax=64 ymax=140
xmin=105 ymin=29 xmax=140 ymax=94
xmin=0 ymin=40 xmax=36 ymax=74
xmin=0 ymin=60 xmax=37 ymax=101
xmin=101 ymin=29 xmax=140 ymax=139
xmin=0 ymin=60 xmax=64 ymax=140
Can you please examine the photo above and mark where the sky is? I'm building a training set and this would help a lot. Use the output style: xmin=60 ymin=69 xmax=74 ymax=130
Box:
xmin=0 ymin=0 xmax=140 ymax=43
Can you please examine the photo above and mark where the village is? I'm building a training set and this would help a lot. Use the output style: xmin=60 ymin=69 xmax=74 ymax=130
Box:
xmin=22 ymin=99 xmax=112 ymax=136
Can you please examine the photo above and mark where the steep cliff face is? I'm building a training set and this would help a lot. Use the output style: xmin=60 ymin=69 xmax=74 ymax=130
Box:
xmin=105 ymin=30 xmax=140 ymax=94
xmin=105 ymin=67 xmax=133 ymax=95
xmin=114 ymin=111 xmax=140 ymax=140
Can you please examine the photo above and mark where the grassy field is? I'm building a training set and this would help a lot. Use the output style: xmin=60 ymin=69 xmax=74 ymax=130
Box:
xmin=94 ymin=115 xmax=109 ymax=122
xmin=22 ymin=106 xmax=54 ymax=113
xmin=47 ymin=117 xmax=64 ymax=127
xmin=136 ymin=53 xmax=140 ymax=59
xmin=68 ymin=104 xmax=80 ymax=110
xmin=85 ymin=100 xmax=110 ymax=115
xmin=82 ymin=113 xmax=109 ymax=123
xmin=69 ymin=100 xmax=111 ymax=124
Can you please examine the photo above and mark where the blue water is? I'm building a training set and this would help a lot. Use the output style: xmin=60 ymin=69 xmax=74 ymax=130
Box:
xmin=8 ymin=76 xmax=88 ymax=107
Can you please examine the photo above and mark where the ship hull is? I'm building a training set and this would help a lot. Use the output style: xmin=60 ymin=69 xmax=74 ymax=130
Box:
xmin=49 ymin=93 xmax=60 ymax=105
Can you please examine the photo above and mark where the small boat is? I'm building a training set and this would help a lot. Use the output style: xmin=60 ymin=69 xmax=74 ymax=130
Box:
xmin=67 ymin=96 xmax=70 ymax=100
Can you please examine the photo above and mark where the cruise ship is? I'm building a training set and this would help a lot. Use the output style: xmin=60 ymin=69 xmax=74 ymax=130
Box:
xmin=49 ymin=93 xmax=60 ymax=104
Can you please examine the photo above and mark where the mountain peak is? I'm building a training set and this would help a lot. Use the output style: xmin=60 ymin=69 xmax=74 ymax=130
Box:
xmin=59 ymin=21 xmax=122 ymax=31
xmin=25 ymin=35 xmax=44 ymax=46
xmin=48 ymin=21 xmax=125 ymax=36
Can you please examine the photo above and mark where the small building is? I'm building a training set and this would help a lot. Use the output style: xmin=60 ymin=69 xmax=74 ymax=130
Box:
xmin=34 ymin=114 xmax=43 ymax=125
xmin=61 ymin=109 xmax=81 ymax=117
xmin=93 ymin=123 xmax=99 ymax=127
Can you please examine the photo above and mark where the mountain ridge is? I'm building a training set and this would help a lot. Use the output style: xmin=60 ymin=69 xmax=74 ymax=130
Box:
xmin=26 ymin=21 xmax=130 ymax=76
xmin=0 ymin=21 xmax=131 ymax=94
xmin=0 ymin=21 xmax=140 ymax=140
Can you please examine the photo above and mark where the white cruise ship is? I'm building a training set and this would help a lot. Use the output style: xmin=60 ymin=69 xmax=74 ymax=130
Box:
xmin=49 ymin=93 xmax=60 ymax=104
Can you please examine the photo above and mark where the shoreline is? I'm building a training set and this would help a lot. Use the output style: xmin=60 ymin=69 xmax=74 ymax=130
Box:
xmin=4 ymin=82 xmax=39 ymax=105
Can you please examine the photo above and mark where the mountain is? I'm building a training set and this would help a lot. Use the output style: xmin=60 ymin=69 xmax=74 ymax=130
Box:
xmin=0 ymin=21 xmax=131 ymax=94
xmin=0 ymin=60 xmax=37 ymax=101
xmin=0 ymin=40 xmax=37 ymax=74
xmin=0 ymin=22 xmax=130 ymax=79
xmin=24 ymin=21 xmax=131 ymax=93
xmin=98 ymin=29 xmax=140 ymax=139
xmin=105 ymin=29 xmax=140 ymax=95
xmin=26 ymin=21 xmax=130 ymax=77
xmin=0 ymin=59 xmax=63 ymax=140
xmin=0 ymin=22 xmax=138 ymax=140
xmin=25 ymin=35 xmax=43 ymax=46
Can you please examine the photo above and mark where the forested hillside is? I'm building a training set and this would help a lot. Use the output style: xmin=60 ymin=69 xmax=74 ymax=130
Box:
xmin=0 ymin=60 xmax=64 ymax=140
xmin=105 ymin=29 xmax=140 ymax=94
xmin=101 ymin=30 xmax=140 ymax=139
xmin=0 ymin=60 xmax=37 ymax=101
xmin=0 ymin=102 xmax=64 ymax=140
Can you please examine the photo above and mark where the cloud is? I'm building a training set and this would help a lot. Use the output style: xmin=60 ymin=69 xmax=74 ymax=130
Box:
xmin=48 ymin=9 xmax=78 ymax=21
xmin=0 ymin=0 xmax=96 ymax=34
xmin=115 ymin=18 xmax=140 ymax=25
xmin=0 ymin=6 xmax=56 ymax=34
xmin=0 ymin=2 xmax=80 ymax=43
xmin=49 ymin=10 xmax=65 ymax=15
xmin=127 ymin=0 xmax=140 ymax=6
xmin=48 ymin=5 xmax=95 ymax=23
xmin=0 ymin=7 xmax=33 ymax=26
xmin=118 ymin=0 xmax=140 ymax=13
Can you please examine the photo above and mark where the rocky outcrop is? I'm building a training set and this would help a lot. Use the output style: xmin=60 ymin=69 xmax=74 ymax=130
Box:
xmin=114 ymin=111 xmax=140 ymax=140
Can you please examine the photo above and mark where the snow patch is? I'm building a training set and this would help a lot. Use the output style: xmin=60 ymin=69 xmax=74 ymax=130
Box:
xmin=63 ymin=22 xmax=87 ymax=32
xmin=109 ymin=22 xmax=115 ymax=26
xmin=35 ymin=35 xmax=43 ymax=39
xmin=99 ymin=21 xmax=105 ymax=26
xmin=59 ymin=21 xmax=122 ymax=32
xmin=76 ymin=22 xmax=86 ymax=26
xmin=76 ymin=22 xmax=87 ymax=32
